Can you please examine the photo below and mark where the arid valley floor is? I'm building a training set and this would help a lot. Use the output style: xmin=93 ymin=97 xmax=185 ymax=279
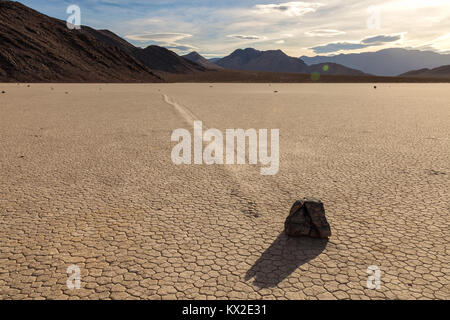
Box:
xmin=0 ymin=83 xmax=449 ymax=300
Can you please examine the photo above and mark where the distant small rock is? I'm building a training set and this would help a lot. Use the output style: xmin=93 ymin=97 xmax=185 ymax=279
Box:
xmin=285 ymin=198 xmax=331 ymax=239
xmin=374 ymin=86 xmax=377 ymax=89
xmin=274 ymin=90 xmax=278 ymax=93
xmin=1 ymin=91 xmax=5 ymax=94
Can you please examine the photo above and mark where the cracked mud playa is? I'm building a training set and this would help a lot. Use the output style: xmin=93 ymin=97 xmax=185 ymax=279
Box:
xmin=0 ymin=83 xmax=448 ymax=300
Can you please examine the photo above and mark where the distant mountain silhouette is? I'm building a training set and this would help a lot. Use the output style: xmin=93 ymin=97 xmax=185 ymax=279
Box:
xmin=216 ymin=48 xmax=365 ymax=75
xmin=0 ymin=1 xmax=162 ymax=82
xmin=400 ymin=65 xmax=450 ymax=78
xmin=301 ymin=48 xmax=450 ymax=76
xmin=183 ymin=52 xmax=222 ymax=70
xmin=216 ymin=48 xmax=308 ymax=73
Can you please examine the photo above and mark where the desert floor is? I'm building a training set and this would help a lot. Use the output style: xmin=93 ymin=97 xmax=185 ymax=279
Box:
xmin=0 ymin=83 xmax=448 ymax=300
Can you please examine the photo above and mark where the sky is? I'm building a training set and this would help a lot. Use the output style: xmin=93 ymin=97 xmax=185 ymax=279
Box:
xmin=20 ymin=0 xmax=450 ymax=58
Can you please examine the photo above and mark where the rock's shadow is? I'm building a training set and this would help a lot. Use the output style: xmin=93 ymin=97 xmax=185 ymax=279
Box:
xmin=245 ymin=233 xmax=328 ymax=288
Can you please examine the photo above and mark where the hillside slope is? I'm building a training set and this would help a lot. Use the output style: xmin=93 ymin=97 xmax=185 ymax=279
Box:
xmin=84 ymin=27 xmax=205 ymax=74
xmin=400 ymin=65 xmax=450 ymax=78
xmin=0 ymin=1 xmax=163 ymax=82
xmin=133 ymin=46 xmax=205 ymax=74
xmin=183 ymin=52 xmax=222 ymax=70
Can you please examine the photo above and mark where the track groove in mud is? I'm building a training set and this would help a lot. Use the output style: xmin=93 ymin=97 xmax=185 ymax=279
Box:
xmin=162 ymin=94 xmax=260 ymax=217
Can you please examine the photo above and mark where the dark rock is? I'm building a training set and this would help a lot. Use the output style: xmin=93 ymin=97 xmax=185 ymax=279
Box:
xmin=285 ymin=198 xmax=331 ymax=239
xmin=1 ymin=90 xmax=5 ymax=94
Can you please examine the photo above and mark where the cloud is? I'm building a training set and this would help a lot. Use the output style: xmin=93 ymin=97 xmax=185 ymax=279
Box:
xmin=227 ymin=34 xmax=264 ymax=40
xmin=125 ymin=33 xmax=192 ymax=43
xmin=305 ymin=29 xmax=346 ymax=37
xmin=275 ymin=40 xmax=286 ymax=44
xmin=128 ymin=18 xmax=163 ymax=26
xmin=361 ymin=34 xmax=402 ymax=44
xmin=311 ymin=33 xmax=405 ymax=53
xmin=431 ymin=33 xmax=450 ymax=43
xmin=26 ymin=0 xmax=449 ymax=57
xmin=124 ymin=32 xmax=196 ymax=53
xmin=254 ymin=2 xmax=323 ymax=17
xmin=165 ymin=44 xmax=198 ymax=52
xmin=311 ymin=42 xmax=367 ymax=54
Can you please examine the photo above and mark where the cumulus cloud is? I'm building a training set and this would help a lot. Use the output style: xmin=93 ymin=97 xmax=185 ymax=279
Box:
xmin=254 ymin=2 xmax=323 ymax=17
xmin=311 ymin=33 xmax=405 ymax=53
xmin=305 ymin=29 xmax=346 ymax=37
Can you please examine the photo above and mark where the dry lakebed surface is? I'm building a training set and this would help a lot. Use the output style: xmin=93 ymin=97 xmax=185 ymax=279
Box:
xmin=0 ymin=83 xmax=448 ymax=300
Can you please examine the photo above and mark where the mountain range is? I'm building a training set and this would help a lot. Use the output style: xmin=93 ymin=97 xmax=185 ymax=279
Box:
xmin=1 ymin=1 xmax=449 ymax=82
xmin=301 ymin=48 xmax=450 ymax=76
xmin=213 ymin=48 xmax=365 ymax=76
